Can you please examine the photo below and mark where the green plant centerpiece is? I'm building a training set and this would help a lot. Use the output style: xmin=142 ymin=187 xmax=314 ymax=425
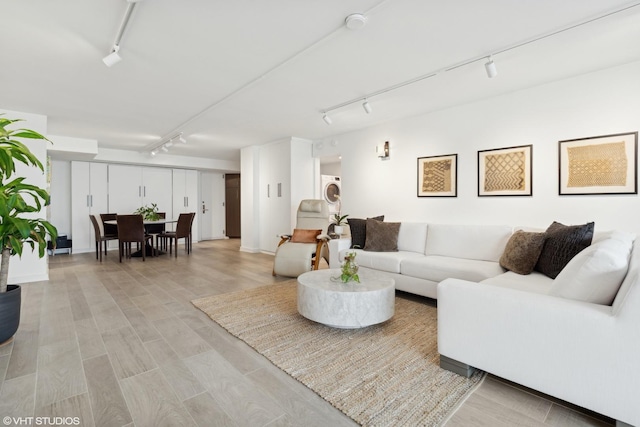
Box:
xmin=332 ymin=213 xmax=349 ymax=226
xmin=338 ymin=251 xmax=359 ymax=283
xmin=134 ymin=203 xmax=160 ymax=221
xmin=0 ymin=117 xmax=58 ymax=343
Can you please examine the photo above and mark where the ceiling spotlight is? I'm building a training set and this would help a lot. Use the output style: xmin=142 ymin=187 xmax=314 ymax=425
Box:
xmin=150 ymin=149 xmax=158 ymax=157
xmin=102 ymin=45 xmax=122 ymax=67
xmin=485 ymin=56 xmax=497 ymax=78
xmin=161 ymin=145 xmax=169 ymax=153
xmin=177 ymin=135 xmax=186 ymax=144
xmin=322 ymin=113 xmax=332 ymax=125
xmin=165 ymin=140 xmax=174 ymax=148
xmin=345 ymin=13 xmax=367 ymax=30
xmin=362 ymin=99 xmax=372 ymax=114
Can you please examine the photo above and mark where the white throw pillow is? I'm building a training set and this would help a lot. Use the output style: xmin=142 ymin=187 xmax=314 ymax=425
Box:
xmin=549 ymin=232 xmax=635 ymax=305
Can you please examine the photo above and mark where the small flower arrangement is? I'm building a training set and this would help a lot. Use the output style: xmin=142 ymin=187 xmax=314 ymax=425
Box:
xmin=339 ymin=251 xmax=360 ymax=283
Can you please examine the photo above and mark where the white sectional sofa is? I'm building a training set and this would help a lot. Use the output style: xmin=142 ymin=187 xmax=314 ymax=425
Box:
xmin=328 ymin=222 xmax=639 ymax=426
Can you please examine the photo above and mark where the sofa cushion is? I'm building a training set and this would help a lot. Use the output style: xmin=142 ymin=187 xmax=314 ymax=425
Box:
xmin=290 ymin=228 xmax=321 ymax=243
xmin=499 ymin=230 xmax=546 ymax=275
xmin=397 ymin=223 xmax=428 ymax=253
xmin=364 ymin=219 xmax=401 ymax=252
xmin=425 ymin=224 xmax=513 ymax=261
xmin=535 ymin=221 xmax=594 ymax=279
xmin=344 ymin=249 xmax=424 ymax=274
xmin=348 ymin=215 xmax=384 ymax=249
xmin=401 ymin=255 xmax=505 ymax=283
xmin=549 ymin=231 xmax=635 ymax=305
xmin=480 ymin=271 xmax=554 ymax=294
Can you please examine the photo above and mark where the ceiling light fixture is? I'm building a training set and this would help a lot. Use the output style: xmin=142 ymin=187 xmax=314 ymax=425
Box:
xmin=362 ymin=99 xmax=372 ymax=114
xmin=102 ymin=0 xmax=141 ymax=67
xmin=150 ymin=149 xmax=158 ymax=157
xmin=161 ymin=145 xmax=169 ymax=153
xmin=147 ymin=132 xmax=187 ymax=156
xmin=485 ymin=56 xmax=497 ymax=78
xmin=102 ymin=45 xmax=122 ymax=67
xmin=165 ymin=140 xmax=174 ymax=148
xmin=322 ymin=113 xmax=332 ymax=125
xmin=345 ymin=13 xmax=367 ymax=30
xmin=176 ymin=134 xmax=187 ymax=144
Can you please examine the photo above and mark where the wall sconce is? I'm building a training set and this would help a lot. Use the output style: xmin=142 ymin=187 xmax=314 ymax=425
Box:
xmin=377 ymin=141 xmax=390 ymax=160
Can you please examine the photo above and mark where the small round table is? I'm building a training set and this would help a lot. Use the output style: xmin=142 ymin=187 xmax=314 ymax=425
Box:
xmin=297 ymin=269 xmax=395 ymax=329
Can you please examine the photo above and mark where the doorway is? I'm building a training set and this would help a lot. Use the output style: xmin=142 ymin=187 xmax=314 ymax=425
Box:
xmin=225 ymin=174 xmax=241 ymax=238
xmin=199 ymin=171 xmax=225 ymax=240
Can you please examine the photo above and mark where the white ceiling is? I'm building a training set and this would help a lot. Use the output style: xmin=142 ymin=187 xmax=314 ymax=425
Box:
xmin=3 ymin=0 xmax=640 ymax=164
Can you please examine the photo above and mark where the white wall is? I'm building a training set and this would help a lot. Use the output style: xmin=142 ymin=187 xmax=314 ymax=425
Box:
xmin=313 ymin=60 xmax=640 ymax=234
xmin=49 ymin=160 xmax=71 ymax=237
xmin=0 ymin=109 xmax=50 ymax=283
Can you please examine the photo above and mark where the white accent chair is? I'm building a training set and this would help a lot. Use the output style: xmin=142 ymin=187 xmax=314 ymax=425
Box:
xmin=273 ymin=199 xmax=330 ymax=277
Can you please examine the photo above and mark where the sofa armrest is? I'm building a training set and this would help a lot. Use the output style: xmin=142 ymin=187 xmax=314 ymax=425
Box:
xmin=328 ymin=237 xmax=352 ymax=268
xmin=437 ymin=278 xmax=639 ymax=425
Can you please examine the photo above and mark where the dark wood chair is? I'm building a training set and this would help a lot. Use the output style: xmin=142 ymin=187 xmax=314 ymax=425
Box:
xmin=100 ymin=213 xmax=118 ymax=238
xmin=89 ymin=215 xmax=118 ymax=262
xmin=116 ymin=214 xmax=153 ymax=262
xmin=158 ymin=213 xmax=193 ymax=257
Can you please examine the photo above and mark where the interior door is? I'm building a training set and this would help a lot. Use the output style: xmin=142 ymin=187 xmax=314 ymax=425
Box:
xmin=199 ymin=172 xmax=225 ymax=240
xmin=225 ymin=174 xmax=241 ymax=238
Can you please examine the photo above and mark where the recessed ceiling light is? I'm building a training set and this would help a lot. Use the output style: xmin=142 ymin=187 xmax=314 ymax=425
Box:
xmin=345 ymin=13 xmax=367 ymax=30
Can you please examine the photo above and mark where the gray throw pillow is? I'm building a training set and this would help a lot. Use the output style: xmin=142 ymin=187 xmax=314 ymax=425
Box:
xmin=363 ymin=218 xmax=400 ymax=252
xmin=499 ymin=230 xmax=546 ymax=275
xmin=348 ymin=215 xmax=384 ymax=249
xmin=534 ymin=221 xmax=594 ymax=279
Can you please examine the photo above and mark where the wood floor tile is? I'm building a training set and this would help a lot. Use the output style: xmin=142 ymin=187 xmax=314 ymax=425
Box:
xmin=5 ymin=329 xmax=39 ymax=380
xmin=35 ymin=339 xmax=87 ymax=408
xmin=121 ymin=307 xmax=162 ymax=342
xmin=101 ymin=326 xmax=157 ymax=380
xmin=183 ymin=392 xmax=235 ymax=427
xmin=158 ymin=358 xmax=206 ymax=401
xmin=151 ymin=317 xmax=211 ymax=359
xmin=91 ymin=300 xmax=131 ymax=333
xmin=476 ymin=376 xmax=552 ymax=422
xmin=84 ymin=354 xmax=133 ymax=427
xmin=0 ymin=339 xmax=14 ymax=356
xmin=0 ymin=373 xmax=36 ymax=418
xmin=545 ymin=403 xmax=612 ymax=427
xmin=185 ymin=350 xmax=285 ymax=426
xmin=119 ymin=369 xmax=196 ymax=427
xmin=36 ymin=392 xmax=95 ymax=427
xmin=74 ymin=318 xmax=107 ymax=360
xmin=144 ymin=339 xmax=180 ymax=366
xmin=454 ymin=392 xmax=547 ymax=427
xmin=0 ymin=354 xmax=10 ymax=383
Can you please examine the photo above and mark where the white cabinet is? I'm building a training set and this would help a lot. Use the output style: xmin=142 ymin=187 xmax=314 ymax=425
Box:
xmin=172 ymin=169 xmax=198 ymax=240
xmin=71 ymin=162 xmax=108 ymax=253
xmin=259 ymin=138 xmax=315 ymax=253
xmin=108 ymin=165 xmax=172 ymax=215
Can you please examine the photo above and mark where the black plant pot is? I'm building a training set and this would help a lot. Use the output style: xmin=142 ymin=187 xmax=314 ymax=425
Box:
xmin=0 ymin=285 xmax=21 ymax=344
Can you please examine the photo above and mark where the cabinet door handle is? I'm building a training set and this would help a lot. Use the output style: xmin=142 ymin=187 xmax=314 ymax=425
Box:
xmin=90 ymin=195 xmax=93 ymax=207
xmin=139 ymin=186 xmax=141 ymax=197
xmin=267 ymin=184 xmax=270 ymax=198
xmin=144 ymin=186 xmax=146 ymax=197
xmin=185 ymin=196 xmax=188 ymax=207
xmin=277 ymin=183 xmax=282 ymax=197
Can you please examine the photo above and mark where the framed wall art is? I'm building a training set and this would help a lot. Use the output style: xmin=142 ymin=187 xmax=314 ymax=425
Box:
xmin=559 ymin=131 xmax=638 ymax=195
xmin=417 ymin=154 xmax=457 ymax=197
xmin=478 ymin=144 xmax=532 ymax=196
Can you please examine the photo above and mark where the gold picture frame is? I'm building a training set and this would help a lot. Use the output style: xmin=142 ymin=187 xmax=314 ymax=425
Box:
xmin=559 ymin=132 xmax=638 ymax=195
xmin=478 ymin=145 xmax=532 ymax=196
xmin=417 ymin=154 xmax=457 ymax=197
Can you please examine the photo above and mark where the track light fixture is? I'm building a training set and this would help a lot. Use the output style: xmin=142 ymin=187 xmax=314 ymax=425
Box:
xmin=102 ymin=0 xmax=141 ymax=67
xmin=362 ymin=99 xmax=372 ymax=114
xmin=485 ymin=56 xmax=497 ymax=78
xmin=148 ymin=132 xmax=187 ymax=156
xmin=161 ymin=145 xmax=169 ymax=153
xmin=322 ymin=113 xmax=332 ymax=125
xmin=102 ymin=45 xmax=122 ymax=67
xmin=177 ymin=135 xmax=187 ymax=144
xmin=150 ymin=149 xmax=158 ymax=157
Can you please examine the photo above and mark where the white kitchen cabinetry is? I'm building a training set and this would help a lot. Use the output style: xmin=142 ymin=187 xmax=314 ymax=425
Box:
xmin=71 ymin=161 xmax=108 ymax=253
xmin=172 ymin=169 xmax=198 ymax=240
xmin=259 ymin=138 xmax=315 ymax=253
xmin=107 ymin=164 xmax=172 ymax=215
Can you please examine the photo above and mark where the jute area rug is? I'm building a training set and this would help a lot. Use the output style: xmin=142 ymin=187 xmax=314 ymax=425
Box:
xmin=192 ymin=282 xmax=484 ymax=426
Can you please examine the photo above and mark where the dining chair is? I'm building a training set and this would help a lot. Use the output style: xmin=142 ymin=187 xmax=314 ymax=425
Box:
xmin=99 ymin=213 xmax=118 ymax=238
xmin=145 ymin=212 xmax=166 ymax=254
xmin=89 ymin=215 xmax=118 ymax=262
xmin=116 ymin=214 xmax=153 ymax=262
xmin=158 ymin=213 xmax=192 ymax=257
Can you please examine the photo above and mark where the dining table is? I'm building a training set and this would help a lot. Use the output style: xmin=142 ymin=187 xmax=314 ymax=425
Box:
xmin=104 ymin=217 xmax=177 ymax=257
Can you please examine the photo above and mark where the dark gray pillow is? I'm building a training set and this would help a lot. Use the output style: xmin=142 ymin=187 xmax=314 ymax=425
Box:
xmin=499 ymin=230 xmax=546 ymax=275
xmin=535 ymin=221 xmax=594 ymax=279
xmin=364 ymin=218 xmax=400 ymax=252
xmin=348 ymin=215 xmax=384 ymax=249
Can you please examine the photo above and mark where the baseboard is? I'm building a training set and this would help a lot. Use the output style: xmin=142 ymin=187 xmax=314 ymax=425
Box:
xmin=239 ymin=246 xmax=261 ymax=253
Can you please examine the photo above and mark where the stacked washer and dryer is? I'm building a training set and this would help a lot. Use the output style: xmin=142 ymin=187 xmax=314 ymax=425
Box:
xmin=321 ymin=175 xmax=341 ymax=217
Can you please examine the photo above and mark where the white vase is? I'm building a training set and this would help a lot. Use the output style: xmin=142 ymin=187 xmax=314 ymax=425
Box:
xmin=334 ymin=225 xmax=344 ymax=235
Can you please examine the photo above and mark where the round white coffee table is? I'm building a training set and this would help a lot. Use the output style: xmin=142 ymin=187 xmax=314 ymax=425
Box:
xmin=297 ymin=269 xmax=395 ymax=329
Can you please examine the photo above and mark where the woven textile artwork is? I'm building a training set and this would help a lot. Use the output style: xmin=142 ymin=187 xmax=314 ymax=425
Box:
xmin=422 ymin=159 xmax=452 ymax=192
xmin=567 ymin=141 xmax=627 ymax=187
xmin=484 ymin=150 xmax=525 ymax=192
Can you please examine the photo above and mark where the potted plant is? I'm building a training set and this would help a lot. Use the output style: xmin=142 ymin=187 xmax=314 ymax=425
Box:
xmin=0 ymin=117 xmax=57 ymax=344
xmin=332 ymin=213 xmax=349 ymax=236
xmin=134 ymin=203 xmax=160 ymax=221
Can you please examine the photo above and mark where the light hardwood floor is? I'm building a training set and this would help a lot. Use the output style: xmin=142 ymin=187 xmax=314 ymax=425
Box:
xmin=0 ymin=239 xmax=613 ymax=427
